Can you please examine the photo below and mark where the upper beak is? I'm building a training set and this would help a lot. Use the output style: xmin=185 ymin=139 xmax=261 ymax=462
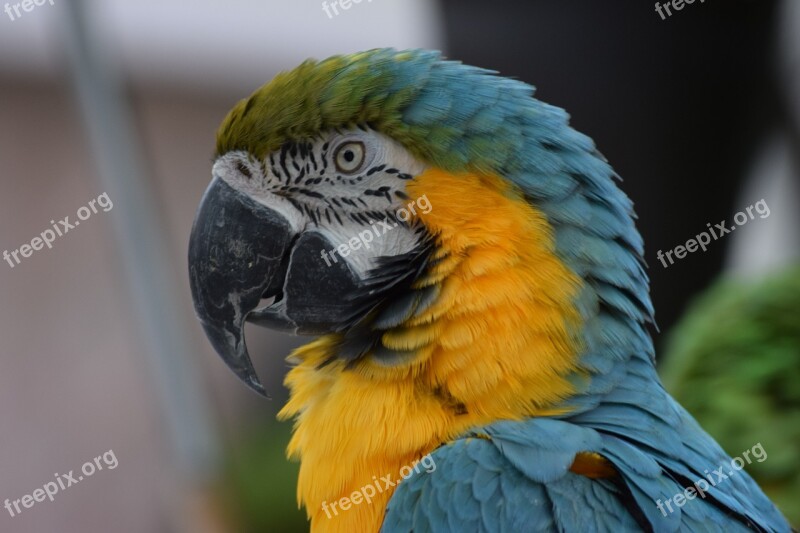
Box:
xmin=188 ymin=177 xmax=296 ymax=397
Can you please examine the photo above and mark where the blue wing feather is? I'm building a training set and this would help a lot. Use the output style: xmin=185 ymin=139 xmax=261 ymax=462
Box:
xmin=383 ymin=410 xmax=789 ymax=532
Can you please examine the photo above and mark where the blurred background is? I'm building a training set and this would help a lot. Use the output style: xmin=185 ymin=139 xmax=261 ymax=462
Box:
xmin=0 ymin=0 xmax=797 ymax=531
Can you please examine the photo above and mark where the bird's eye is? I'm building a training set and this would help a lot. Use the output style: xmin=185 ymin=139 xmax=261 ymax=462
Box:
xmin=333 ymin=141 xmax=366 ymax=174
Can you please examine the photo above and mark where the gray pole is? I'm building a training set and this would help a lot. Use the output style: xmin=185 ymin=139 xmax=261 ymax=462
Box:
xmin=57 ymin=0 xmax=220 ymax=481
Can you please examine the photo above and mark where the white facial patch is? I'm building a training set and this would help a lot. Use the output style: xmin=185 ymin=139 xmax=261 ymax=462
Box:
xmin=214 ymin=128 xmax=430 ymax=276
xmin=313 ymin=216 xmax=425 ymax=276
xmin=212 ymin=152 xmax=307 ymax=235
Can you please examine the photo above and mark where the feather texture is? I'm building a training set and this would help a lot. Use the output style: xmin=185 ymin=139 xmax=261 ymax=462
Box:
xmin=214 ymin=49 xmax=792 ymax=532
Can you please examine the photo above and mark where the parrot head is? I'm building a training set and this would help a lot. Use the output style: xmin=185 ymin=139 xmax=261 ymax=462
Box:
xmin=188 ymin=48 xmax=650 ymax=403
xmin=187 ymin=125 xmax=432 ymax=395
xmin=188 ymin=48 xmax=653 ymax=529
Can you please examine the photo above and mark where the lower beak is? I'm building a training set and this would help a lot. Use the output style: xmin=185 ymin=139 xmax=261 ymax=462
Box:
xmin=188 ymin=177 xmax=295 ymax=397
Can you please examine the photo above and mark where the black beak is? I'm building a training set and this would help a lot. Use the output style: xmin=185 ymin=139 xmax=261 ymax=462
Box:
xmin=188 ymin=178 xmax=296 ymax=397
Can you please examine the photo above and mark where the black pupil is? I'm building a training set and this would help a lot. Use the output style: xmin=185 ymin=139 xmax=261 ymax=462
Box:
xmin=343 ymin=150 xmax=355 ymax=162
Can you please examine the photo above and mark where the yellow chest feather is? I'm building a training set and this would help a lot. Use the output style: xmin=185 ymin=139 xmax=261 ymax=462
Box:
xmin=278 ymin=168 xmax=584 ymax=532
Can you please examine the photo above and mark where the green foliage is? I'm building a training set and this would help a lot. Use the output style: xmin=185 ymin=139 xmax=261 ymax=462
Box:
xmin=219 ymin=419 xmax=308 ymax=533
xmin=660 ymin=266 xmax=800 ymax=524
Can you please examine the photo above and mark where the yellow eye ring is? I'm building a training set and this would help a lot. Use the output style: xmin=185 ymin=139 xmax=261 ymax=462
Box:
xmin=333 ymin=141 xmax=366 ymax=174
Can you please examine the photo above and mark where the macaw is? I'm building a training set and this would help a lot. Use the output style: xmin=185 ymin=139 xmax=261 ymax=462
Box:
xmin=660 ymin=267 xmax=800 ymax=526
xmin=188 ymin=49 xmax=791 ymax=532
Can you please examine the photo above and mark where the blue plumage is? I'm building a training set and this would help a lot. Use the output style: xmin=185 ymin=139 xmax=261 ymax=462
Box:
xmin=364 ymin=49 xmax=793 ymax=532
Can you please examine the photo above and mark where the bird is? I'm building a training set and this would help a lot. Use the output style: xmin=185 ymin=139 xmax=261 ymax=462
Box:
xmin=187 ymin=48 xmax=792 ymax=532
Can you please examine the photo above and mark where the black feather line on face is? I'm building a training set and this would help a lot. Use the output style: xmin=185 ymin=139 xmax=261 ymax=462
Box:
xmin=316 ymin=235 xmax=437 ymax=368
